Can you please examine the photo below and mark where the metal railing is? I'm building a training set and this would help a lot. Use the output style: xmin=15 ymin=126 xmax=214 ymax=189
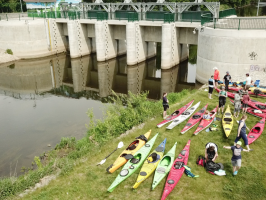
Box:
xmin=146 ymin=11 xmax=169 ymax=21
xmin=164 ymin=13 xmax=174 ymax=23
xmin=181 ymin=11 xmax=211 ymax=23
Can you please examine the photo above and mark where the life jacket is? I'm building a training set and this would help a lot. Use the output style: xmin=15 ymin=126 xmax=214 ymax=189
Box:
xmin=196 ymin=155 xmax=206 ymax=167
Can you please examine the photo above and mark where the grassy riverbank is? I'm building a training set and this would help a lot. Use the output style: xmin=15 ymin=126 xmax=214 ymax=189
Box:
xmin=4 ymin=89 xmax=266 ymax=200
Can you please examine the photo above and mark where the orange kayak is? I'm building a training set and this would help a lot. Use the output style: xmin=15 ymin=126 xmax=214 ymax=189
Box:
xmin=106 ymin=130 xmax=151 ymax=173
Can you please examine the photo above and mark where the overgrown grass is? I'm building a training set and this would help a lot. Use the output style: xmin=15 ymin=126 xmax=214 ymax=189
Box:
xmin=0 ymin=90 xmax=193 ymax=200
xmin=14 ymin=89 xmax=266 ymax=200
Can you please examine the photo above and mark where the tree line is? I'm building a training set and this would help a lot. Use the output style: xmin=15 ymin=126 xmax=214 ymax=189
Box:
xmin=0 ymin=0 xmax=256 ymax=13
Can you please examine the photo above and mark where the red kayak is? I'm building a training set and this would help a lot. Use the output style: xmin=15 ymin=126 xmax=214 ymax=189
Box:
xmin=157 ymin=100 xmax=194 ymax=128
xmin=215 ymin=88 xmax=235 ymax=99
xmin=247 ymin=107 xmax=266 ymax=118
xmin=161 ymin=140 xmax=191 ymax=200
xmin=248 ymin=100 xmax=266 ymax=113
xmin=194 ymin=106 xmax=218 ymax=135
xmin=180 ymin=104 xmax=208 ymax=134
xmin=229 ymin=87 xmax=266 ymax=98
xmin=247 ymin=118 xmax=265 ymax=145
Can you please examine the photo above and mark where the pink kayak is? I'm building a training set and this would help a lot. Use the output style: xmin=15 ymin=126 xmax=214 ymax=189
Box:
xmin=247 ymin=108 xmax=266 ymax=118
xmin=161 ymin=140 xmax=191 ymax=200
xmin=247 ymin=118 xmax=265 ymax=145
xmin=194 ymin=106 xmax=218 ymax=135
xmin=157 ymin=100 xmax=194 ymax=128
xmin=180 ymin=104 xmax=208 ymax=134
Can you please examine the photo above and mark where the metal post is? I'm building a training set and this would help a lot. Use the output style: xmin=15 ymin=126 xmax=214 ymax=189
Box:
xmin=19 ymin=14 xmax=20 ymax=21
xmin=6 ymin=14 xmax=8 ymax=21
xmin=238 ymin=19 xmax=240 ymax=30
xmin=20 ymin=0 xmax=23 ymax=13
xmin=257 ymin=0 xmax=260 ymax=16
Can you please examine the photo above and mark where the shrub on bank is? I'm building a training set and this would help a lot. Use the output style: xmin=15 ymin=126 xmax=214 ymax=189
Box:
xmin=0 ymin=90 xmax=194 ymax=200
xmin=5 ymin=49 xmax=13 ymax=55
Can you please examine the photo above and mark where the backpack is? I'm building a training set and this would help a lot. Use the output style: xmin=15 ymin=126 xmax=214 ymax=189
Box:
xmin=196 ymin=155 xmax=206 ymax=167
xmin=205 ymin=161 xmax=221 ymax=172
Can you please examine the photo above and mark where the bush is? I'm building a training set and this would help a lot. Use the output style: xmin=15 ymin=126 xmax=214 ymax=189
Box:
xmin=5 ymin=49 xmax=13 ymax=55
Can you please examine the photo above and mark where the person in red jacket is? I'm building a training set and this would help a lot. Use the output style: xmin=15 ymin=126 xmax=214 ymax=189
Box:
xmin=242 ymin=92 xmax=250 ymax=113
xmin=213 ymin=67 xmax=220 ymax=88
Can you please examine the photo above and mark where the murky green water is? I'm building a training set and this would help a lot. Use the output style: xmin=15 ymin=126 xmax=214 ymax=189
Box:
xmin=0 ymin=53 xmax=199 ymax=177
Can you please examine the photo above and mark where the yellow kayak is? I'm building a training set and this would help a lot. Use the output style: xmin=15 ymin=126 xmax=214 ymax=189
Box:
xmin=106 ymin=130 xmax=151 ymax=173
xmin=249 ymin=87 xmax=266 ymax=94
xmin=132 ymin=138 xmax=167 ymax=189
xmin=222 ymin=105 xmax=234 ymax=137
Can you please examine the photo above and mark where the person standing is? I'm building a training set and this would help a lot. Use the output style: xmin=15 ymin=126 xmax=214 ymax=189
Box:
xmin=234 ymin=115 xmax=252 ymax=151
xmin=223 ymin=141 xmax=249 ymax=176
xmin=245 ymin=73 xmax=252 ymax=90
xmin=218 ymin=86 xmax=227 ymax=114
xmin=242 ymin=92 xmax=250 ymax=114
xmin=233 ymin=92 xmax=241 ymax=118
xmin=162 ymin=93 xmax=169 ymax=119
xmin=213 ymin=67 xmax=220 ymax=88
xmin=223 ymin=71 xmax=232 ymax=91
xmin=208 ymin=75 xmax=215 ymax=99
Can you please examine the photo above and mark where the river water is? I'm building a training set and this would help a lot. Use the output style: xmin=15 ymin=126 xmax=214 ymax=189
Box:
xmin=0 ymin=53 xmax=200 ymax=177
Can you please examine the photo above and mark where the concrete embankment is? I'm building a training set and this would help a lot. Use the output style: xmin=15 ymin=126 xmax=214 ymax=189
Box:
xmin=0 ymin=49 xmax=19 ymax=64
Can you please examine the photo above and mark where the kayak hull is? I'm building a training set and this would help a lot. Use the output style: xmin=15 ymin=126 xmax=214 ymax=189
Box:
xmin=194 ymin=106 xmax=218 ymax=135
xmin=166 ymin=102 xmax=201 ymax=130
xmin=132 ymin=138 xmax=167 ymax=189
xmin=247 ymin=118 xmax=265 ymax=145
xmin=107 ymin=133 xmax=159 ymax=192
xmin=157 ymin=100 xmax=194 ymax=128
xmin=161 ymin=140 xmax=191 ymax=200
xmin=106 ymin=130 xmax=151 ymax=174
xmin=152 ymin=142 xmax=177 ymax=190
xmin=181 ymin=104 xmax=208 ymax=134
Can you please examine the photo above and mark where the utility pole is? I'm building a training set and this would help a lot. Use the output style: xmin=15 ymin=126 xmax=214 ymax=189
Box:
xmin=20 ymin=0 xmax=23 ymax=13
xmin=257 ymin=0 xmax=260 ymax=16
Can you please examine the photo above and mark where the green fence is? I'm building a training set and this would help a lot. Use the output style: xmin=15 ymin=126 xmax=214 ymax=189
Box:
xmin=97 ymin=12 xmax=108 ymax=21
xmin=146 ymin=11 xmax=170 ymax=21
xmin=201 ymin=8 xmax=236 ymax=26
xmin=182 ymin=11 xmax=210 ymax=23
xmin=164 ymin=13 xmax=174 ymax=23
xmin=219 ymin=8 xmax=236 ymax=19
xmin=128 ymin=12 xmax=139 ymax=22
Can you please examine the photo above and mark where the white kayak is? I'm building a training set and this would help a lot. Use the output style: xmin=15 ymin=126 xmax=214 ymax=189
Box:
xmin=166 ymin=102 xmax=201 ymax=130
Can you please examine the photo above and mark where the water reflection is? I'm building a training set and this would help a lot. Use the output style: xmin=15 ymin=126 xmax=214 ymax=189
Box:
xmin=0 ymin=53 xmax=199 ymax=177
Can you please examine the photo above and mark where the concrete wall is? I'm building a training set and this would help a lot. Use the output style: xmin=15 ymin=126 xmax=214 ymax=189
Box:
xmin=197 ymin=27 xmax=266 ymax=84
xmin=0 ymin=20 xmax=66 ymax=58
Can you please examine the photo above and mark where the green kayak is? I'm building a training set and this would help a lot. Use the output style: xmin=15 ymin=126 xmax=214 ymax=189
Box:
xmin=107 ymin=133 xmax=159 ymax=192
xmin=151 ymin=142 xmax=177 ymax=190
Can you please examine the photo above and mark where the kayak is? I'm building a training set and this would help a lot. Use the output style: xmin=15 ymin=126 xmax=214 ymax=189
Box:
xmin=222 ymin=105 xmax=233 ymax=137
xmin=107 ymin=133 xmax=159 ymax=192
xmin=228 ymin=87 xmax=266 ymax=97
xmin=161 ymin=140 xmax=191 ymax=200
xmin=152 ymin=142 xmax=177 ymax=190
xmin=247 ymin=118 xmax=266 ymax=144
xmin=194 ymin=106 xmax=218 ymax=135
xmin=246 ymin=107 xmax=266 ymax=118
xmin=215 ymin=88 xmax=235 ymax=99
xmin=132 ymin=138 xmax=167 ymax=189
xmin=157 ymin=100 xmax=194 ymax=128
xmin=166 ymin=102 xmax=201 ymax=130
xmin=181 ymin=104 xmax=208 ymax=134
xmin=248 ymin=100 xmax=266 ymax=113
xmin=106 ymin=130 xmax=151 ymax=174
xmin=247 ymin=118 xmax=265 ymax=145
xmin=249 ymin=87 xmax=266 ymax=94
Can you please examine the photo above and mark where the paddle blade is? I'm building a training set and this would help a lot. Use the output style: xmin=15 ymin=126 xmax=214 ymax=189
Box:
xmin=118 ymin=141 xmax=124 ymax=149
xmin=97 ymin=159 xmax=106 ymax=166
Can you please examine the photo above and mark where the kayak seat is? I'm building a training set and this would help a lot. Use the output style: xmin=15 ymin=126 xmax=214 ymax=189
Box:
xmin=122 ymin=154 xmax=134 ymax=160
xmin=256 ymin=104 xmax=266 ymax=110
xmin=160 ymin=156 xmax=171 ymax=166
xmin=131 ymin=158 xmax=140 ymax=164
xmin=252 ymin=127 xmax=260 ymax=133
xmin=224 ymin=118 xmax=232 ymax=122
xmin=172 ymin=111 xmax=180 ymax=116
xmin=192 ymin=115 xmax=201 ymax=119
xmin=126 ymin=140 xmax=139 ymax=150
xmin=135 ymin=135 xmax=148 ymax=143
xmin=147 ymin=153 xmax=160 ymax=163
xmin=157 ymin=167 xmax=166 ymax=174
xmin=174 ymin=161 xmax=184 ymax=169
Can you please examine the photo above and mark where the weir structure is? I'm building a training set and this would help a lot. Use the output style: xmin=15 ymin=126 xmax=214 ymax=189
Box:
xmin=2 ymin=0 xmax=220 ymax=70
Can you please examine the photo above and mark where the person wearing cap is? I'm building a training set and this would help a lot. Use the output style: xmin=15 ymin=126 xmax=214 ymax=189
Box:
xmin=208 ymin=75 xmax=215 ymax=99
xmin=218 ymin=86 xmax=227 ymax=114
xmin=245 ymin=73 xmax=252 ymax=90
xmin=223 ymin=141 xmax=249 ymax=176
xmin=234 ymin=115 xmax=252 ymax=151
xmin=213 ymin=67 xmax=220 ymax=88
xmin=223 ymin=71 xmax=232 ymax=91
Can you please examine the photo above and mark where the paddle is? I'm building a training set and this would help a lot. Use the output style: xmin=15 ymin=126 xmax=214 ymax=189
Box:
xmin=97 ymin=141 xmax=124 ymax=166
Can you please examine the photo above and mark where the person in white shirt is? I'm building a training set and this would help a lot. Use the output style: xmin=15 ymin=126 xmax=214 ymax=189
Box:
xmin=245 ymin=73 xmax=252 ymax=90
